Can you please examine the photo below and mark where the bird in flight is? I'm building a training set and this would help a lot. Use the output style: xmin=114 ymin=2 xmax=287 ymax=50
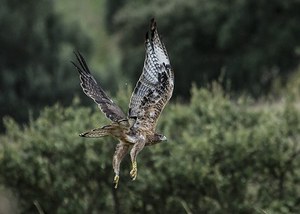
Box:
xmin=72 ymin=18 xmax=174 ymax=188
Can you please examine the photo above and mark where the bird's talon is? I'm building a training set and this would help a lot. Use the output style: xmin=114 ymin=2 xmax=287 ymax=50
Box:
xmin=130 ymin=162 xmax=138 ymax=180
xmin=113 ymin=175 xmax=119 ymax=189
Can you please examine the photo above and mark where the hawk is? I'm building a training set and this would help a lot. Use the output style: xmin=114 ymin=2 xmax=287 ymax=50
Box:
xmin=72 ymin=18 xmax=174 ymax=188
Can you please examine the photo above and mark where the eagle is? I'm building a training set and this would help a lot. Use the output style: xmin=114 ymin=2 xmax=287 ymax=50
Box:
xmin=72 ymin=18 xmax=174 ymax=188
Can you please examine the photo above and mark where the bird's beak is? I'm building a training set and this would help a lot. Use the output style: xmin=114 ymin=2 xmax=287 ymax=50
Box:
xmin=162 ymin=136 xmax=167 ymax=141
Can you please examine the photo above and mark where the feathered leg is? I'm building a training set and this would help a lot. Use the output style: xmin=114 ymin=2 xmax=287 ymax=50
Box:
xmin=129 ymin=139 xmax=146 ymax=180
xmin=113 ymin=141 xmax=130 ymax=188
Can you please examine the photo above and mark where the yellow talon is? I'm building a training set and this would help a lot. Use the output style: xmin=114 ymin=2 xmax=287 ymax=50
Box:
xmin=113 ymin=175 xmax=119 ymax=189
xmin=130 ymin=161 xmax=138 ymax=180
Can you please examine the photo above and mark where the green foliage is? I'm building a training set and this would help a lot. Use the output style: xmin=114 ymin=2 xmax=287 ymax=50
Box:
xmin=285 ymin=66 xmax=300 ymax=100
xmin=105 ymin=0 xmax=128 ymax=33
xmin=1 ymin=86 xmax=300 ymax=213
xmin=0 ymin=0 xmax=91 ymax=129
xmin=111 ymin=0 xmax=300 ymax=97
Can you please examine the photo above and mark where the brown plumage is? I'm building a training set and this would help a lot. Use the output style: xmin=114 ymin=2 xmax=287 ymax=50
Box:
xmin=72 ymin=18 xmax=174 ymax=188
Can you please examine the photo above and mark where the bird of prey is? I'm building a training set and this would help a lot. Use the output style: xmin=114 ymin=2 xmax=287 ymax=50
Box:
xmin=72 ymin=18 xmax=174 ymax=188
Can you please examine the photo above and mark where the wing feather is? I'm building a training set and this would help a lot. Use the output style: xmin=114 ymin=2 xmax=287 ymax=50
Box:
xmin=128 ymin=19 xmax=174 ymax=131
xmin=72 ymin=51 xmax=126 ymax=122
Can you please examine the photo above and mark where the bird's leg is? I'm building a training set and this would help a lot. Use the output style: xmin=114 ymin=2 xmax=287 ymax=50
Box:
xmin=113 ymin=142 xmax=130 ymax=188
xmin=130 ymin=139 xmax=145 ymax=180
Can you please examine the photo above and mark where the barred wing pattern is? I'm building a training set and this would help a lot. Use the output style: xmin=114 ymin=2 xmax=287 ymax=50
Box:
xmin=128 ymin=19 xmax=174 ymax=132
xmin=72 ymin=52 xmax=126 ymax=122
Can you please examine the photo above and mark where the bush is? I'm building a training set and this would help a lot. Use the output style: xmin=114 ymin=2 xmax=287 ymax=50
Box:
xmin=0 ymin=86 xmax=299 ymax=213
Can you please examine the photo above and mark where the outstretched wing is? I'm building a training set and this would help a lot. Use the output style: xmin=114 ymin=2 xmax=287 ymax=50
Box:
xmin=128 ymin=19 xmax=174 ymax=132
xmin=72 ymin=51 xmax=126 ymax=122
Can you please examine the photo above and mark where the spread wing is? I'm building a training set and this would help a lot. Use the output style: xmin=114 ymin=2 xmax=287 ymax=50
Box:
xmin=72 ymin=51 xmax=126 ymax=122
xmin=128 ymin=18 xmax=174 ymax=132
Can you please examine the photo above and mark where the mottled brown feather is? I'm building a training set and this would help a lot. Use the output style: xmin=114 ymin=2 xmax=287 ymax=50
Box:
xmin=128 ymin=19 xmax=174 ymax=133
xmin=72 ymin=51 xmax=126 ymax=122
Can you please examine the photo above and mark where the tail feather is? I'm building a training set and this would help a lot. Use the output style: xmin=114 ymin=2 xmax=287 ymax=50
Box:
xmin=79 ymin=126 xmax=111 ymax=138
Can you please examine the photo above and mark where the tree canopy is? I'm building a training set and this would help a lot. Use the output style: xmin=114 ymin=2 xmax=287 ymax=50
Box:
xmin=0 ymin=0 xmax=90 ymax=129
xmin=110 ymin=0 xmax=300 ymax=97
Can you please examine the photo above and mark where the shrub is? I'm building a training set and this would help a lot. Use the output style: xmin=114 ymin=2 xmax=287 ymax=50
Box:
xmin=0 ymin=87 xmax=299 ymax=213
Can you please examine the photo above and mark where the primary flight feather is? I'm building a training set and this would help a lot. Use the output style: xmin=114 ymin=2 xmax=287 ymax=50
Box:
xmin=72 ymin=18 xmax=174 ymax=188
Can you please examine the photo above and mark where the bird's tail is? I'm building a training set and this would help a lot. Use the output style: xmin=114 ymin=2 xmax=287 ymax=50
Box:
xmin=79 ymin=125 xmax=112 ymax=138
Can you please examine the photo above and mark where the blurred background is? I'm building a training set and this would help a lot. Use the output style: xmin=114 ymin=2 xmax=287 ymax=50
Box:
xmin=0 ymin=0 xmax=300 ymax=213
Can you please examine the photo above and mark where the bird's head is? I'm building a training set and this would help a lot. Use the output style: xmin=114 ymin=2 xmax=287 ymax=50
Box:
xmin=148 ymin=133 xmax=167 ymax=146
xmin=157 ymin=134 xmax=167 ymax=142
